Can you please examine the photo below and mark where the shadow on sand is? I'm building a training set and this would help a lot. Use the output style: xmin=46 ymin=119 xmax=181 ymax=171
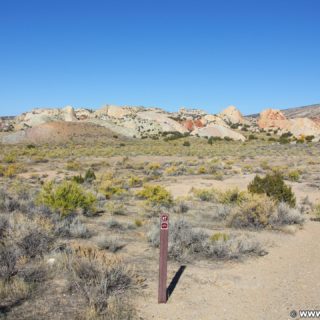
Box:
xmin=167 ymin=265 xmax=186 ymax=301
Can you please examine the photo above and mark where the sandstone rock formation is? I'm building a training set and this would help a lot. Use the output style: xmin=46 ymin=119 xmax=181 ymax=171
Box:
xmin=258 ymin=109 xmax=287 ymax=129
xmin=191 ymin=124 xmax=246 ymax=141
xmin=203 ymin=114 xmax=228 ymax=127
xmin=62 ymin=106 xmax=77 ymax=122
xmin=182 ymin=119 xmax=205 ymax=131
xmin=136 ymin=110 xmax=189 ymax=134
xmin=258 ymin=108 xmax=320 ymax=138
xmin=219 ymin=105 xmax=248 ymax=124
xmin=14 ymin=106 xmax=77 ymax=129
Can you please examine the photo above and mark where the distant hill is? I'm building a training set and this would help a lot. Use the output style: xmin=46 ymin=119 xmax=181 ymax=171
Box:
xmin=0 ymin=116 xmax=15 ymax=120
xmin=247 ymin=104 xmax=320 ymax=119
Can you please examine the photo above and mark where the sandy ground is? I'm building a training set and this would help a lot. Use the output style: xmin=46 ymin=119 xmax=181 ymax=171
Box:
xmin=136 ymin=219 xmax=320 ymax=320
xmin=162 ymin=174 xmax=320 ymax=203
xmin=135 ymin=175 xmax=320 ymax=320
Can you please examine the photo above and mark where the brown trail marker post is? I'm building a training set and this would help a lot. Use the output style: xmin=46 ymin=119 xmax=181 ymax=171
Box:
xmin=158 ymin=213 xmax=169 ymax=303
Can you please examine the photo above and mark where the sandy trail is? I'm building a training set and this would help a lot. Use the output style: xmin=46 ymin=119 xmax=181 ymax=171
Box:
xmin=137 ymin=220 xmax=320 ymax=320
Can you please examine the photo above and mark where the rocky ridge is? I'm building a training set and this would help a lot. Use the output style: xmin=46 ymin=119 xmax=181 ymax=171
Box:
xmin=1 ymin=103 xmax=320 ymax=143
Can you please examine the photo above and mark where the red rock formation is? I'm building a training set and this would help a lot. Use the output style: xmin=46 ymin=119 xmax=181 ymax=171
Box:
xmin=258 ymin=109 xmax=287 ymax=129
xmin=181 ymin=119 xmax=205 ymax=131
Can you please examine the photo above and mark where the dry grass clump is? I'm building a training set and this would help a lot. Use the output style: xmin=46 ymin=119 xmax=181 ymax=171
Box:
xmin=0 ymin=210 xmax=54 ymax=316
xmin=65 ymin=245 xmax=138 ymax=319
xmin=55 ymin=216 xmax=92 ymax=239
xmin=96 ymin=236 xmax=126 ymax=253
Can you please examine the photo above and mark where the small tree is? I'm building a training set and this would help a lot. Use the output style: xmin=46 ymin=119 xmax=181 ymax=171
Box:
xmin=248 ymin=172 xmax=296 ymax=207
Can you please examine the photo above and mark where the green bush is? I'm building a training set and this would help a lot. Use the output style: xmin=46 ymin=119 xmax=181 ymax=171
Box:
xmin=136 ymin=185 xmax=173 ymax=207
xmin=84 ymin=168 xmax=96 ymax=182
xmin=218 ymin=188 xmax=247 ymax=205
xmin=208 ymin=136 xmax=222 ymax=144
xmin=72 ymin=175 xmax=85 ymax=184
xmin=182 ymin=141 xmax=190 ymax=147
xmin=287 ymin=170 xmax=300 ymax=182
xmin=248 ymin=172 xmax=296 ymax=207
xmin=37 ymin=181 xmax=96 ymax=217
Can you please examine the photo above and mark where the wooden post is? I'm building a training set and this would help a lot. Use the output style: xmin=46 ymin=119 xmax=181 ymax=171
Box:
xmin=158 ymin=213 xmax=169 ymax=303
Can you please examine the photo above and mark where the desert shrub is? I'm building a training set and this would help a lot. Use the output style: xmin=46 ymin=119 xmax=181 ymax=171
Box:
xmin=65 ymin=161 xmax=81 ymax=171
xmin=0 ymin=216 xmax=10 ymax=240
xmin=208 ymin=136 xmax=222 ymax=144
xmin=128 ymin=175 xmax=143 ymax=187
xmin=0 ymin=277 xmax=30 ymax=310
xmin=313 ymin=203 xmax=320 ymax=217
xmin=0 ymin=245 xmax=19 ymax=280
xmin=18 ymin=230 xmax=53 ymax=258
xmin=20 ymin=262 xmax=48 ymax=284
xmin=99 ymin=176 xmax=126 ymax=199
xmin=72 ymin=174 xmax=85 ymax=184
xmin=223 ymin=136 xmax=233 ymax=141
xmin=248 ymin=172 xmax=296 ymax=207
xmin=305 ymin=135 xmax=314 ymax=142
xmin=228 ymin=194 xmax=276 ymax=229
xmin=55 ymin=215 xmax=85 ymax=238
xmin=271 ymin=202 xmax=304 ymax=226
xmin=3 ymin=153 xmax=17 ymax=164
xmin=97 ymin=236 xmax=125 ymax=253
xmin=66 ymin=246 xmax=136 ymax=317
xmin=197 ymin=165 xmax=206 ymax=174
xmin=37 ymin=180 xmax=96 ymax=217
xmin=248 ymin=134 xmax=256 ymax=140
xmin=218 ymin=188 xmax=247 ymax=205
xmin=85 ymin=168 xmax=96 ymax=183
xmin=279 ymin=136 xmax=290 ymax=144
xmin=173 ymin=199 xmax=189 ymax=213
xmin=136 ymin=185 xmax=173 ymax=207
xmin=147 ymin=162 xmax=161 ymax=170
xmin=105 ymin=219 xmax=125 ymax=230
xmin=182 ymin=141 xmax=190 ymax=147
xmin=3 ymin=164 xmax=20 ymax=178
xmin=148 ymin=220 xmax=265 ymax=261
xmin=287 ymin=170 xmax=300 ymax=182
xmin=164 ymin=165 xmax=186 ymax=176
xmin=0 ymin=165 xmax=4 ymax=177
xmin=206 ymin=233 xmax=264 ymax=259
xmin=210 ymin=232 xmax=229 ymax=242
xmin=192 ymin=188 xmax=217 ymax=201
xmin=105 ymin=202 xmax=125 ymax=215
xmin=134 ymin=219 xmax=143 ymax=227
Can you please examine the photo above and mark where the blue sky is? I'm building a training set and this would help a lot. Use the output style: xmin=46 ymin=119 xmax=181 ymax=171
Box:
xmin=0 ymin=0 xmax=319 ymax=116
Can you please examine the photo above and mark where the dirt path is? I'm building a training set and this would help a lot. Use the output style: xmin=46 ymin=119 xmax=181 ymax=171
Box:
xmin=137 ymin=220 xmax=320 ymax=320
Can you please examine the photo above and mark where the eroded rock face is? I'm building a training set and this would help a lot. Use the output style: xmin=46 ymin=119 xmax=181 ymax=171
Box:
xmin=137 ymin=110 xmax=189 ymax=134
xmin=191 ymin=124 xmax=246 ymax=141
xmin=285 ymin=118 xmax=320 ymax=138
xmin=182 ymin=119 xmax=205 ymax=131
xmin=203 ymin=114 xmax=228 ymax=127
xmin=258 ymin=109 xmax=287 ymax=129
xmin=219 ymin=105 xmax=247 ymax=124
xmin=94 ymin=105 xmax=138 ymax=119
xmin=62 ymin=106 xmax=77 ymax=122
xmin=258 ymin=109 xmax=320 ymax=138
xmin=14 ymin=106 xmax=77 ymax=129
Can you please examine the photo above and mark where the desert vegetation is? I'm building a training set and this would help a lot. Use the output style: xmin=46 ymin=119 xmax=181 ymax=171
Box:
xmin=0 ymin=129 xmax=319 ymax=319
